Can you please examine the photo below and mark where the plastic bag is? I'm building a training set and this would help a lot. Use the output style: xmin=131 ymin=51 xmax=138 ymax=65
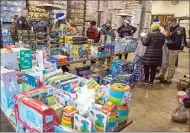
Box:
xmin=171 ymin=107 xmax=188 ymax=123
xmin=135 ymin=39 xmax=146 ymax=57
xmin=161 ymin=43 xmax=169 ymax=69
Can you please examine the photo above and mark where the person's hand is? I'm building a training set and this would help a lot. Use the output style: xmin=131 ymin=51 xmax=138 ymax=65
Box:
xmin=140 ymin=32 xmax=147 ymax=38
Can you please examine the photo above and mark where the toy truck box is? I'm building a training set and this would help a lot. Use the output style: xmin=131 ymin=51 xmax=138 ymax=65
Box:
xmin=14 ymin=86 xmax=59 ymax=132
xmin=14 ymin=93 xmax=59 ymax=132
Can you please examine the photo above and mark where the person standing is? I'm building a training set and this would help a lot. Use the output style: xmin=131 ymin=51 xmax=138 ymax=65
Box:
xmin=117 ymin=20 xmax=137 ymax=60
xmin=141 ymin=23 xmax=165 ymax=85
xmin=157 ymin=18 xmax=184 ymax=84
xmin=10 ymin=15 xmax=19 ymax=44
xmin=16 ymin=8 xmax=30 ymax=30
xmin=99 ymin=20 xmax=115 ymax=67
xmin=86 ymin=21 xmax=99 ymax=43
xmin=52 ymin=12 xmax=76 ymax=72
xmin=86 ymin=21 xmax=99 ymax=65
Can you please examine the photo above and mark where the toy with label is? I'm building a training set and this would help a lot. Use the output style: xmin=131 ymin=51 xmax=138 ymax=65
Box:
xmin=102 ymin=101 xmax=118 ymax=131
xmin=19 ymin=49 xmax=32 ymax=70
xmin=54 ymin=125 xmax=76 ymax=132
xmin=22 ymin=86 xmax=56 ymax=106
xmin=1 ymin=67 xmax=20 ymax=112
xmin=51 ymin=104 xmax=64 ymax=123
xmin=1 ymin=51 xmax=20 ymax=70
xmin=14 ymin=93 xmax=59 ymax=132
xmin=61 ymin=106 xmax=78 ymax=128
xmin=109 ymin=83 xmax=131 ymax=106
xmin=88 ymin=108 xmax=107 ymax=132
xmin=22 ymin=73 xmax=41 ymax=92
xmin=55 ymin=89 xmax=72 ymax=107
xmin=117 ymin=103 xmax=129 ymax=123
xmin=74 ymin=114 xmax=92 ymax=132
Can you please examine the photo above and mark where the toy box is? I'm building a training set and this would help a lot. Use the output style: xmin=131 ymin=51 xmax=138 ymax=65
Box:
xmin=1 ymin=67 xmax=20 ymax=112
xmin=1 ymin=51 xmax=20 ymax=70
xmin=109 ymin=83 xmax=131 ymax=106
xmin=19 ymin=49 xmax=32 ymax=70
xmin=21 ymin=73 xmax=41 ymax=92
xmin=61 ymin=106 xmax=78 ymax=128
xmin=117 ymin=104 xmax=129 ymax=123
xmin=88 ymin=108 xmax=108 ymax=132
xmin=51 ymin=104 xmax=64 ymax=123
xmin=22 ymin=86 xmax=56 ymax=106
xmin=53 ymin=125 xmax=76 ymax=132
xmin=14 ymin=93 xmax=59 ymax=132
xmin=74 ymin=114 xmax=92 ymax=132
xmin=102 ymin=101 xmax=118 ymax=131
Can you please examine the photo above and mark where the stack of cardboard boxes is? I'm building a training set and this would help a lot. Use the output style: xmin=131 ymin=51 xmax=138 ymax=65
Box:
xmin=139 ymin=0 xmax=153 ymax=34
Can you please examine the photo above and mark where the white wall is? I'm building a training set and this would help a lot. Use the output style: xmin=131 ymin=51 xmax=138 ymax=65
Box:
xmin=152 ymin=1 xmax=189 ymax=17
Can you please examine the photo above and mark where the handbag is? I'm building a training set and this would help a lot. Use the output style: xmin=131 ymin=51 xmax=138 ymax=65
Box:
xmin=135 ymin=38 xmax=146 ymax=57
xmin=161 ymin=43 xmax=169 ymax=69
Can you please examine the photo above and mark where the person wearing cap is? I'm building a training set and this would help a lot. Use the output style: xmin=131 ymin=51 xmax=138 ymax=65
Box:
xmin=53 ymin=12 xmax=77 ymax=34
xmin=141 ymin=23 xmax=165 ymax=85
xmin=156 ymin=17 xmax=184 ymax=84
xmin=53 ymin=12 xmax=76 ymax=72
xmin=99 ymin=20 xmax=116 ymax=67
xmin=117 ymin=20 xmax=137 ymax=60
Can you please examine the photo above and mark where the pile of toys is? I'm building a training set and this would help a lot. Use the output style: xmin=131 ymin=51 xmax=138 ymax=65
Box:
xmin=1 ymin=61 xmax=133 ymax=132
xmin=29 ymin=7 xmax=48 ymax=20
xmin=103 ymin=60 xmax=142 ymax=88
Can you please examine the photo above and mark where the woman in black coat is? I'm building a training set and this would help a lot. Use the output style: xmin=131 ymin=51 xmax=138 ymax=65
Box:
xmin=141 ymin=23 xmax=165 ymax=85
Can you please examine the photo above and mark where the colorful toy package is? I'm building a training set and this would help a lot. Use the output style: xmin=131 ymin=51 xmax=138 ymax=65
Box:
xmin=74 ymin=114 xmax=92 ymax=132
xmin=109 ymin=83 xmax=131 ymax=106
xmin=88 ymin=108 xmax=108 ymax=132
xmin=61 ymin=106 xmax=78 ymax=128
xmin=102 ymin=101 xmax=118 ymax=131
xmin=22 ymin=86 xmax=56 ymax=106
xmin=1 ymin=50 xmax=20 ymax=70
xmin=14 ymin=92 xmax=59 ymax=132
xmin=1 ymin=67 xmax=20 ymax=112
xmin=19 ymin=49 xmax=32 ymax=70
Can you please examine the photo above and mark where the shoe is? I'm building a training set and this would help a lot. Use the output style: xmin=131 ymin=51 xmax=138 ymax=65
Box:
xmin=149 ymin=82 xmax=153 ymax=86
xmin=160 ymin=80 xmax=172 ymax=84
xmin=141 ymin=79 xmax=149 ymax=85
xmin=155 ymin=77 xmax=165 ymax=81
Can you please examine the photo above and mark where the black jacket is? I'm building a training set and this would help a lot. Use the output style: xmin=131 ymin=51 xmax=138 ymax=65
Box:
xmin=141 ymin=31 xmax=166 ymax=66
xmin=118 ymin=25 xmax=137 ymax=38
xmin=167 ymin=25 xmax=184 ymax=50
xmin=16 ymin=16 xmax=30 ymax=30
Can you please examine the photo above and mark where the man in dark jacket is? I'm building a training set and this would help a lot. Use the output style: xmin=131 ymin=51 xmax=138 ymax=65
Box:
xmin=99 ymin=20 xmax=116 ymax=67
xmin=16 ymin=8 xmax=30 ymax=30
xmin=158 ymin=18 xmax=184 ymax=84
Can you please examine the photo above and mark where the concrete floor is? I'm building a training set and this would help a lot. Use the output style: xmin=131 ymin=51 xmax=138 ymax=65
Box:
xmin=1 ymin=49 xmax=189 ymax=132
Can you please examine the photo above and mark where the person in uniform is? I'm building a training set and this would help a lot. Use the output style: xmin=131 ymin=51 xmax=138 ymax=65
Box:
xmin=10 ymin=15 xmax=19 ymax=44
xmin=16 ymin=8 xmax=30 ymax=30
xmin=117 ymin=20 xmax=137 ymax=60
xmin=156 ymin=17 xmax=184 ymax=84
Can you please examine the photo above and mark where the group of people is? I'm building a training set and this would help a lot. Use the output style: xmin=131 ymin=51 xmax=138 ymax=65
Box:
xmin=10 ymin=10 xmax=186 ymax=86
xmin=140 ymin=17 xmax=186 ymax=85
xmin=86 ymin=19 xmax=137 ymax=66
